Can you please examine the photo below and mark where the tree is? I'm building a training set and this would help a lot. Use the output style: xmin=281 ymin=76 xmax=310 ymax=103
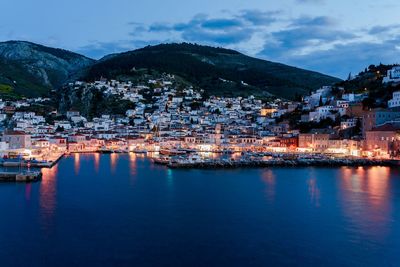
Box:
xmin=56 ymin=125 xmax=64 ymax=132
xmin=354 ymin=118 xmax=362 ymax=135
xmin=347 ymin=72 xmax=352 ymax=81
xmin=362 ymin=97 xmax=375 ymax=110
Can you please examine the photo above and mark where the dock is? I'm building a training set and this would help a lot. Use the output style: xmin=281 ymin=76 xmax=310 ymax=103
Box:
xmin=0 ymin=171 xmax=42 ymax=182
xmin=0 ymin=153 xmax=64 ymax=168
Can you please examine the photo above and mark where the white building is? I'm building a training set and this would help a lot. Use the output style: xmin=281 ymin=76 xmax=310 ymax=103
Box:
xmin=54 ymin=121 xmax=72 ymax=130
xmin=388 ymin=91 xmax=400 ymax=108
xmin=383 ymin=66 xmax=400 ymax=83
xmin=341 ymin=119 xmax=357 ymax=130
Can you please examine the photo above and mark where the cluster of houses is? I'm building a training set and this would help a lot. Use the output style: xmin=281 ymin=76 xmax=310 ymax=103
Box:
xmin=1 ymin=72 xmax=400 ymax=162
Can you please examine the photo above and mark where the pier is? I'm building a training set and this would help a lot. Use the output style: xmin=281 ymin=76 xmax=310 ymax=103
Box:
xmin=0 ymin=152 xmax=64 ymax=168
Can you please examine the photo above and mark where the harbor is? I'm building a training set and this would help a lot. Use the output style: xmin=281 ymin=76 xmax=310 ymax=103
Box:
xmin=0 ymin=152 xmax=64 ymax=168
xmin=0 ymin=148 xmax=397 ymax=183
xmin=166 ymin=157 xmax=397 ymax=169
xmin=148 ymin=150 xmax=399 ymax=169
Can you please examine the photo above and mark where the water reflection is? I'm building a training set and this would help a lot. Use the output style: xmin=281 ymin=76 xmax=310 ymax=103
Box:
xmin=307 ymin=169 xmax=320 ymax=207
xmin=110 ymin=153 xmax=118 ymax=174
xmin=129 ymin=152 xmax=137 ymax=176
xmin=40 ymin=165 xmax=58 ymax=232
xmin=262 ymin=169 xmax=275 ymax=202
xmin=129 ymin=153 xmax=138 ymax=187
xmin=94 ymin=153 xmax=100 ymax=173
xmin=74 ymin=153 xmax=80 ymax=175
xmin=25 ymin=184 xmax=32 ymax=201
xmin=339 ymin=167 xmax=392 ymax=240
xmin=167 ymin=169 xmax=174 ymax=187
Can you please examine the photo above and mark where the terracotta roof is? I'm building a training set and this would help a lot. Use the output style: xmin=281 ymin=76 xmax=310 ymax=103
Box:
xmin=371 ymin=123 xmax=400 ymax=132
xmin=3 ymin=130 xmax=27 ymax=135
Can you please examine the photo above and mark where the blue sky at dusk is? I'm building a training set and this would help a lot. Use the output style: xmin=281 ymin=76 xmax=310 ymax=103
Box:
xmin=1 ymin=0 xmax=400 ymax=78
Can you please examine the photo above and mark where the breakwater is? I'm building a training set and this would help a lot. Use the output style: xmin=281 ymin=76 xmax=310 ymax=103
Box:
xmin=167 ymin=158 xmax=397 ymax=169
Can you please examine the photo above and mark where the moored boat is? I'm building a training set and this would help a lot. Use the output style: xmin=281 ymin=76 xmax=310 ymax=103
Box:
xmin=133 ymin=149 xmax=148 ymax=154
xmin=159 ymin=148 xmax=187 ymax=156
xmin=153 ymin=155 xmax=171 ymax=165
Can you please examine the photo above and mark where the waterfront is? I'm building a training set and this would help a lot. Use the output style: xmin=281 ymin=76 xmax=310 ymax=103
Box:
xmin=1 ymin=154 xmax=400 ymax=266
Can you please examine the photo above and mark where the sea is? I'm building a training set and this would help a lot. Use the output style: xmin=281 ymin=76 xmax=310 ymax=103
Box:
xmin=0 ymin=153 xmax=399 ymax=266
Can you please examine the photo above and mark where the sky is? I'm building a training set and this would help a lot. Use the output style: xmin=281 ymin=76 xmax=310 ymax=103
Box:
xmin=1 ymin=0 xmax=400 ymax=78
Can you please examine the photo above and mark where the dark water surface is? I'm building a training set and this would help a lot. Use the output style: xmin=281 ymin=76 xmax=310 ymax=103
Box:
xmin=1 ymin=153 xmax=400 ymax=266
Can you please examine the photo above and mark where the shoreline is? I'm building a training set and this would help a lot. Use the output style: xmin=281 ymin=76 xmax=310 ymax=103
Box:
xmin=2 ymin=151 xmax=399 ymax=170
xmin=167 ymin=158 xmax=398 ymax=169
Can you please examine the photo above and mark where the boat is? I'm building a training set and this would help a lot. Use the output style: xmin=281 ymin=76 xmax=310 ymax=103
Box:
xmin=187 ymin=153 xmax=203 ymax=163
xmin=159 ymin=148 xmax=187 ymax=156
xmin=133 ymin=149 xmax=148 ymax=154
xmin=153 ymin=155 xmax=171 ymax=165
xmin=98 ymin=147 xmax=113 ymax=153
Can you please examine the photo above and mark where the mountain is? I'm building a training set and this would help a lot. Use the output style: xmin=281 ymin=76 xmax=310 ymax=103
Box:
xmin=0 ymin=41 xmax=94 ymax=98
xmin=0 ymin=41 xmax=341 ymax=99
xmin=85 ymin=43 xmax=341 ymax=99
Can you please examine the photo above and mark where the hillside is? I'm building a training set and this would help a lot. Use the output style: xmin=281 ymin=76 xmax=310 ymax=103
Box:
xmin=335 ymin=64 xmax=400 ymax=108
xmin=0 ymin=41 xmax=94 ymax=98
xmin=85 ymin=43 xmax=341 ymax=99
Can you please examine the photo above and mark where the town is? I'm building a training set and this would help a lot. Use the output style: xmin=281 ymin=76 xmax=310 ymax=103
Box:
xmin=1 ymin=66 xmax=400 ymax=168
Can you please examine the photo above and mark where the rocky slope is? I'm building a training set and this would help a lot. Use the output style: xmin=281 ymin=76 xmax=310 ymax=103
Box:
xmin=0 ymin=41 xmax=94 ymax=97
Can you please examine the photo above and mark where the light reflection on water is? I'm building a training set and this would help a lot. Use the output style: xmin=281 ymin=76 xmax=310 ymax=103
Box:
xmin=262 ymin=169 xmax=275 ymax=202
xmin=339 ymin=166 xmax=392 ymax=240
xmin=39 ymin=165 xmax=58 ymax=232
xmin=94 ymin=153 xmax=100 ymax=173
xmin=13 ymin=154 xmax=398 ymax=266
xmin=74 ymin=153 xmax=80 ymax=175
xmin=307 ymin=169 xmax=321 ymax=207
xmin=129 ymin=152 xmax=137 ymax=176
xmin=110 ymin=153 xmax=118 ymax=174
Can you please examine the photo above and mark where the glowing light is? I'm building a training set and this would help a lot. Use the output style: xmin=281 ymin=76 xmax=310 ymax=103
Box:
xmin=262 ymin=170 xmax=275 ymax=202
xmin=74 ymin=153 xmax=80 ymax=174
xmin=40 ymin=165 xmax=58 ymax=231
xmin=94 ymin=153 xmax=100 ymax=173
xmin=110 ymin=153 xmax=118 ymax=173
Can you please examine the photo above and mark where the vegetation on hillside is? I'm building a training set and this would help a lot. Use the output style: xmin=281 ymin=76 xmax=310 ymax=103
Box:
xmin=335 ymin=63 xmax=400 ymax=108
xmin=85 ymin=43 xmax=341 ymax=99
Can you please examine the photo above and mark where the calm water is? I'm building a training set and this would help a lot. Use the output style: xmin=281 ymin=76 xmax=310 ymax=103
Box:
xmin=1 ymin=154 xmax=400 ymax=266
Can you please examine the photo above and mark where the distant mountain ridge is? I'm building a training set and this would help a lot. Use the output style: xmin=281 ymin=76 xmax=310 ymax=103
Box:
xmin=86 ymin=43 xmax=341 ymax=98
xmin=0 ymin=41 xmax=94 ymax=97
xmin=0 ymin=41 xmax=341 ymax=99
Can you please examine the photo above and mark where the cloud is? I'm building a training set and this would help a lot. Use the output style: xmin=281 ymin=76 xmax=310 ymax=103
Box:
xmin=238 ymin=10 xmax=280 ymax=25
xmin=260 ymin=16 xmax=356 ymax=59
xmin=283 ymin=40 xmax=400 ymax=78
xmin=76 ymin=39 xmax=162 ymax=59
xmin=295 ymin=0 xmax=324 ymax=3
xmin=75 ymin=10 xmax=400 ymax=79
xmin=76 ymin=41 xmax=131 ymax=59
xmin=181 ymin=27 xmax=254 ymax=45
xmin=259 ymin=25 xmax=400 ymax=78
xmin=201 ymin=18 xmax=243 ymax=29
xmin=144 ymin=10 xmax=279 ymax=47
xmin=290 ymin=16 xmax=336 ymax=27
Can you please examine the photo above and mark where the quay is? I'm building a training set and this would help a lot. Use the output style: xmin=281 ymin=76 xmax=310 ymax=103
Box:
xmin=0 ymin=171 xmax=42 ymax=182
xmin=167 ymin=158 xmax=398 ymax=169
xmin=0 ymin=153 xmax=64 ymax=168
